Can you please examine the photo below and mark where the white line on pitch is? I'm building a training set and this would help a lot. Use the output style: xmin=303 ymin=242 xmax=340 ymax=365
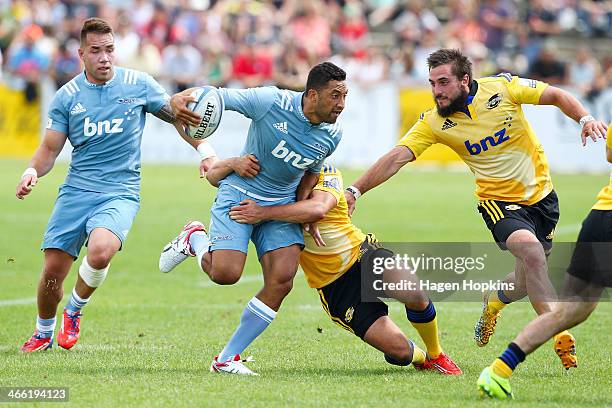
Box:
xmin=0 ymin=297 xmax=36 ymax=307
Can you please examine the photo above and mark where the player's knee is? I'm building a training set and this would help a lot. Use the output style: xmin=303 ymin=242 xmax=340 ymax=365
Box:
xmin=522 ymin=249 xmax=547 ymax=271
xmin=86 ymin=244 xmax=116 ymax=269
xmin=558 ymin=303 xmax=592 ymax=327
xmin=42 ymin=260 xmax=68 ymax=281
xmin=266 ymin=275 xmax=294 ymax=298
xmin=384 ymin=336 xmax=413 ymax=365
xmin=209 ymin=265 xmax=242 ymax=285
xmin=386 ymin=348 xmax=412 ymax=364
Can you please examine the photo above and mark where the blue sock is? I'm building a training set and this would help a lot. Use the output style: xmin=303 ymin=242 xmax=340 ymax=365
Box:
xmin=36 ymin=316 xmax=56 ymax=338
xmin=189 ymin=231 xmax=210 ymax=255
xmin=65 ymin=288 xmax=89 ymax=315
xmin=498 ymin=289 xmax=513 ymax=304
xmin=499 ymin=342 xmax=526 ymax=370
xmin=405 ymin=299 xmax=436 ymax=323
xmin=218 ymin=297 xmax=276 ymax=362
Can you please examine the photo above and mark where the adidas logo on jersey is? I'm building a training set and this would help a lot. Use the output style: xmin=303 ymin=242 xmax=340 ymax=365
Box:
xmin=441 ymin=119 xmax=457 ymax=130
xmin=273 ymin=122 xmax=288 ymax=134
xmin=70 ymin=103 xmax=87 ymax=115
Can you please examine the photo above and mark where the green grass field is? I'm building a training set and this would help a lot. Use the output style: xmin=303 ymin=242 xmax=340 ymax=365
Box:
xmin=1 ymin=159 xmax=610 ymax=407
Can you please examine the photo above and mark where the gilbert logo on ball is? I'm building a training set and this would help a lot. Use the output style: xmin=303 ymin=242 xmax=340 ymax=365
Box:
xmin=187 ymin=86 xmax=224 ymax=139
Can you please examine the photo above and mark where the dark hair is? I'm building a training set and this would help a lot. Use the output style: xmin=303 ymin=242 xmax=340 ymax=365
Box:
xmin=427 ymin=49 xmax=473 ymax=83
xmin=305 ymin=62 xmax=346 ymax=93
xmin=80 ymin=18 xmax=113 ymax=45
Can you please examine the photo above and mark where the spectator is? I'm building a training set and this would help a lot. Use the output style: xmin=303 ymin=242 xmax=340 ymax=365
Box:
xmin=122 ymin=38 xmax=163 ymax=77
xmin=391 ymin=0 xmax=441 ymax=46
xmin=161 ymin=35 xmax=203 ymax=93
xmin=478 ymin=0 xmax=518 ymax=55
xmin=50 ymin=41 xmax=80 ymax=90
xmin=273 ymin=43 xmax=309 ymax=91
xmin=7 ymin=24 xmax=49 ymax=102
xmin=288 ymin=1 xmax=332 ymax=63
xmin=335 ymin=1 xmax=369 ymax=59
xmin=568 ymin=46 xmax=601 ymax=98
xmin=528 ymin=42 xmax=567 ymax=85
xmin=230 ymin=39 xmax=274 ymax=88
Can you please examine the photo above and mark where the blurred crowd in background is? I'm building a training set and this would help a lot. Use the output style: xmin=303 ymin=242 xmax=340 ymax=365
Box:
xmin=1 ymin=0 xmax=611 ymax=103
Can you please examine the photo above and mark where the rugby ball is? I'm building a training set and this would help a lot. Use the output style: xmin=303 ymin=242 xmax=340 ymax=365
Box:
xmin=186 ymin=86 xmax=224 ymax=139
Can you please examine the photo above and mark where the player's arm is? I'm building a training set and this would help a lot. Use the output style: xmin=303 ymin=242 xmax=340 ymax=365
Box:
xmin=16 ymin=129 xmax=67 ymax=199
xmin=205 ymin=155 xmax=260 ymax=187
xmin=345 ymin=146 xmax=415 ymax=214
xmin=229 ymin=189 xmax=338 ymax=225
xmin=296 ymin=171 xmax=320 ymax=202
xmin=538 ymin=86 xmax=608 ymax=146
xmin=170 ymin=87 xmax=201 ymax=127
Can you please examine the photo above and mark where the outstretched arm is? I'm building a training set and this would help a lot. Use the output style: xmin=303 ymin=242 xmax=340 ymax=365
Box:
xmin=344 ymin=145 xmax=415 ymax=214
xmin=538 ymin=86 xmax=608 ymax=146
xmin=16 ymin=129 xmax=67 ymax=199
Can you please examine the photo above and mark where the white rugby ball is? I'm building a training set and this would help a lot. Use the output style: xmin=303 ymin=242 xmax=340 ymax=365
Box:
xmin=186 ymin=86 xmax=224 ymax=139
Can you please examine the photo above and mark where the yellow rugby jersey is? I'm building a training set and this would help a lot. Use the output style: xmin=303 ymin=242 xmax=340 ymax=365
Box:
xmin=299 ymin=165 xmax=367 ymax=288
xmin=592 ymin=125 xmax=612 ymax=210
xmin=398 ymin=74 xmax=552 ymax=205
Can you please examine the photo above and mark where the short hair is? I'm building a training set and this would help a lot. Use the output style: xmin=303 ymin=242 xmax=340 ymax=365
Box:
xmin=427 ymin=49 xmax=473 ymax=83
xmin=305 ymin=62 xmax=346 ymax=93
xmin=80 ymin=18 xmax=113 ymax=45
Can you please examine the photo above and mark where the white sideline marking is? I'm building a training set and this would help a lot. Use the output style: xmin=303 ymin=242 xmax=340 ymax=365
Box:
xmin=0 ymin=297 xmax=36 ymax=307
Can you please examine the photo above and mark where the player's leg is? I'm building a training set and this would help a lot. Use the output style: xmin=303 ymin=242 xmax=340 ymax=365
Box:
xmin=212 ymin=244 xmax=301 ymax=375
xmin=478 ymin=297 xmax=600 ymax=400
xmin=20 ymin=249 xmax=74 ymax=352
xmin=159 ymin=185 xmax=250 ymax=283
xmin=210 ymin=211 xmax=303 ymax=375
xmin=504 ymin=229 xmax=577 ymax=363
xmin=478 ymin=208 xmax=610 ymax=399
xmin=363 ymin=316 xmax=425 ymax=366
xmin=370 ymin=244 xmax=460 ymax=373
xmin=21 ymin=185 xmax=90 ymax=352
xmin=57 ymin=194 xmax=138 ymax=350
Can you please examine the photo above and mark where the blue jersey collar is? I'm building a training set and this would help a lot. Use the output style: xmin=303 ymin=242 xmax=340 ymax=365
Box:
xmin=82 ymin=68 xmax=117 ymax=88
xmin=295 ymin=92 xmax=308 ymax=122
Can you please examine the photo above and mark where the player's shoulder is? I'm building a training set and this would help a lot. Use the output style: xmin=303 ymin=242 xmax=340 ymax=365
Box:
xmin=271 ymin=87 xmax=299 ymax=111
xmin=318 ymin=121 xmax=343 ymax=140
xmin=57 ymin=73 xmax=84 ymax=99
xmin=116 ymin=66 xmax=150 ymax=86
xmin=478 ymin=73 xmax=515 ymax=85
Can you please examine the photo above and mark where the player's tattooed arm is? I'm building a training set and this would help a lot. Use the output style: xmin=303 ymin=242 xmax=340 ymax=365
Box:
xmin=153 ymin=101 xmax=177 ymax=123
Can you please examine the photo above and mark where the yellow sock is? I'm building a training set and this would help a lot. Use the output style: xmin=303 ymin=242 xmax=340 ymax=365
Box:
xmin=411 ymin=344 xmax=426 ymax=365
xmin=553 ymin=330 xmax=570 ymax=341
xmin=411 ymin=316 xmax=443 ymax=359
xmin=487 ymin=290 xmax=509 ymax=313
xmin=491 ymin=358 xmax=513 ymax=379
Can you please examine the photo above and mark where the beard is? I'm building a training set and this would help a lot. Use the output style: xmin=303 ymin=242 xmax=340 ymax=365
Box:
xmin=436 ymin=88 xmax=469 ymax=118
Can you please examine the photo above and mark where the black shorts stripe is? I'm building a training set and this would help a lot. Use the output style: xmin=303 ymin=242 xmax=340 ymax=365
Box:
xmin=317 ymin=289 xmax=355 ymax=334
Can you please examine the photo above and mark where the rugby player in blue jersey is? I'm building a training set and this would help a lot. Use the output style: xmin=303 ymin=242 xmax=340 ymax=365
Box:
xmin=160 ymin=62 xmax=347 ymax=375
xmin=16 ymin=18 xmax=215 ymax=352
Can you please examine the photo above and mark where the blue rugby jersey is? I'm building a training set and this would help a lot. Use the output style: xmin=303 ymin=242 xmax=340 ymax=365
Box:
xmin=218 ymin=87 xmax=343 ymax=199
xmin=46 ymin=67 xmax=168 ymax=195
